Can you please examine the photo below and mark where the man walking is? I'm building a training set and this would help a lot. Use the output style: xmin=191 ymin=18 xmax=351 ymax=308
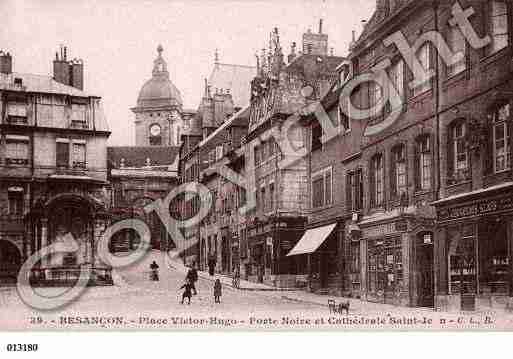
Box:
xmin=186 ymin=263 xmax=199 ymax=295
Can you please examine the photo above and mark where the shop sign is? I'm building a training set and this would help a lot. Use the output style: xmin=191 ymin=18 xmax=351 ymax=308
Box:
xmin=437 ymin=196 xmax=512 ymax=221
xmin=361 ymin=222 xmax=400 ymax=238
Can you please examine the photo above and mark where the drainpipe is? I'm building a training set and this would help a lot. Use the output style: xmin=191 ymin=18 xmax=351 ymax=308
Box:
xmin=433 ymin=0 xmax=442 ymax=309
xmin=434 ymin=0 xmax=441 ymax=202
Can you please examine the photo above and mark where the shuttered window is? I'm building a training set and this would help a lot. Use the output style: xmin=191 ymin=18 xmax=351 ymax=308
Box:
xmin=370 ymin=154 xmax=384 ymax=207
xmin=391 ymin=145 xmax=407 ymax=199
xmin=56 ymin=142 xmax=70 ymax=167
xmin=491 ymin=103 xmax=511 ymax=173
xmin=346 ymin=169 xmax=363 ymax=211
xmin=415 ymin=135 xmax=432 ymax=191
xmin=412 ymin=43 xmax=432 ymax=96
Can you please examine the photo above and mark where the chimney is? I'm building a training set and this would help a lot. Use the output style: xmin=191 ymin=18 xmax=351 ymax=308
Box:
xmin=53 ymin=45 xmax=71 ymax=86
xmin=70 ymin=58 xmax=84 ymax=90
xmin=0 ymin=51 xmax=12 ymax=74
xmin=319 ymin=19 xmax=323 ymax=34
xmin=53 ymin=46 xmax=84 ymax=90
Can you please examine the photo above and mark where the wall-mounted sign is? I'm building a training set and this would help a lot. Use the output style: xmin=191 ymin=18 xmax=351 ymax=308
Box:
xmin=423 ymin=233 xmax=432 ymax=244
xmin=437 ymin=195 xmax=513 ymax=222
xmin=361 ymin=222 xmax=400 ymax=238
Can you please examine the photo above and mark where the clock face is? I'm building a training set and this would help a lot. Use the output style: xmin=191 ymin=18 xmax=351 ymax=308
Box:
xmin=150 ymin=124 xmax=161 ymax=137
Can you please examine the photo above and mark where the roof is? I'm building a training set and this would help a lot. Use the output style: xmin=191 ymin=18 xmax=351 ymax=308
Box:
xmin=353 ymin=0 xmax=414 ymax=54
xmin=134 ymin=45 xmax=183 ymax=110
xmin=208 ymin=63 xmax=256 ymax=108
xmin=136 ymin=77 xmax=182 ymax=109
xmin=0 ymin=72 xmax=93 ymax=97
xmin=107 ymin=146 xmax=180 ymax=169
xmin=198 ymin=105 xmax=250 ymax=148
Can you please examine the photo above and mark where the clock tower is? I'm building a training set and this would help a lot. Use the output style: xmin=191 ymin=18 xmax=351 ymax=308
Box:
xmin=131 ymin=45 xmax=184 ymax=146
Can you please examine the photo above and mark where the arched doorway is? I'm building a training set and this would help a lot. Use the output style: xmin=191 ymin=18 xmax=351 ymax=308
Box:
xmin=0 ymin=240 xmax=22 ymax=285
xmin=27 ymin=193 xmax=112 ymax=285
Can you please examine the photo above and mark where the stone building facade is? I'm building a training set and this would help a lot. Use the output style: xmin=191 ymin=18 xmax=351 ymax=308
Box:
xmin=320 ymin=0 xmax=513 ymax=310
xmin=244 ymin=26 xmax=343 ymax=288
xmin=0 ymin=47 xmax=112 ymax=285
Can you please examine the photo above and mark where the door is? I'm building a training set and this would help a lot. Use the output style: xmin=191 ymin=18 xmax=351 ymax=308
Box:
xmin=417 ymin=242 xmax=434 ymax=307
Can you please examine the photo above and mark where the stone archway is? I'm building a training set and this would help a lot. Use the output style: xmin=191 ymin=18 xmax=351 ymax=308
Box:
xmin=0 ymin=239 xmax=22 ymax=285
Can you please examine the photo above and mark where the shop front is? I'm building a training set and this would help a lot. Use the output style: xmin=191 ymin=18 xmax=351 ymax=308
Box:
xmin=433 ymin=184 xmax=513 ymax=311
xmin=247 ymin=217 xmax=305 ymax=287
xmin=358 ymin=213 xmax=435 ymax=307
xmin=287 ymin=222 xmax=342 ymax=294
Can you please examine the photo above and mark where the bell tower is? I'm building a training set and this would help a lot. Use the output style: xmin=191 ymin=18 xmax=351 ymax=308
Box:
xmin=131 ymin=45 xmax=184 ymax=147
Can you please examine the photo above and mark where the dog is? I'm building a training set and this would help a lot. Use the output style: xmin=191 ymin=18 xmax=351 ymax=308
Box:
xmin=328 ymin=299 xmax=350 ymax=315
xmin=337 ymin=301 xmax=350 ymax=315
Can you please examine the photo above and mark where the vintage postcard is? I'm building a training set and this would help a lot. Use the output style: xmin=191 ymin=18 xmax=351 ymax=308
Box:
xmin=1 ymin=0 xmax=513 ymax=337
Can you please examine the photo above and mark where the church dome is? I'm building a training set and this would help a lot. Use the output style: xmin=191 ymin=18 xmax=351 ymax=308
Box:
xmin=136 ymin=45 xmax=183 ymax=109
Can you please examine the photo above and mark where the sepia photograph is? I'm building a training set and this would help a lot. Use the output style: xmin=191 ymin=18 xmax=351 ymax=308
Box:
xmin=1 ymin=1 xmax=513 ymax=348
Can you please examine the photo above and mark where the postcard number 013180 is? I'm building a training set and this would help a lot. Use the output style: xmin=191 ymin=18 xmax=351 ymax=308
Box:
xmin=6 ymin=344 xmax=39 ymax=352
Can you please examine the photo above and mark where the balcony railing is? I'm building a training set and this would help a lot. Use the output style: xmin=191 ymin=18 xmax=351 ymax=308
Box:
xmin=5 ymin=158 xmax=29 ymax=166
xmin=6 ymin=115 xmax=28 ymax=125
xmin=70 ymin=120 xmax=89 ymax=129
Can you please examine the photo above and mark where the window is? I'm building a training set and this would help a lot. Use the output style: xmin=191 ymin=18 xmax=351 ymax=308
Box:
xmin=389 ymin=59 xmax=404 ymax=100
xmin=268 ymin=137 xmax=275 ymax=157
xmin=416 ymin=136 xmax=432 ymax=191
xmin=447 ymin=25 xmax=466 ymax=76
xmin=369 ymin=81 xmax=383 ymax=120
xmin=72 ymin=142 xmax=86 ymax=169
xmin=492 ymin=103 xmax=511 ymax=173
xmin=452 ymin=121 xmax=468 ymax=175
xmin=346 ymin=169 xmax=363 ymax=211
xmin=254 ymin=146 xmax=261 ymax=166
xmin=489 ymin=1 xmax=509 ymax=55
xmin=391 ymin=145 xmax=407 ymax=199
xmin=412 ymin=43 xmax=432 ymax=96
xmin=349 ymin=242 xmax=360 ymax=273
xmin=269 ymin=183 xmax=275 ymax=212
xmin=6 ymin=102 xmax=27 ymax=124
xmin=149 ymin=135 xmax=162 ymax=146
xmin=56 ymin=141 xmax=70 ymax=167
xmin=312 ymin=167 xmax=332 ymax=208
xmin=311 ymin=122 xmax=322 ymax=151
xmin=71 ymin=103 xmax=87 ymax=128
xmin=338 ymin=105 xmax=350 ymax=133
xmin=449 ymin=225 xmax=476 ymax=294
xmin=260 ymin=187 xmax=266 ymax=212
xmin=370 ymin=154 xmax=384 ymax=207
xmin=5 ymin=138 xmax=29 ymax=165
xmin=8 ymin=190 xmax=23 ymax=216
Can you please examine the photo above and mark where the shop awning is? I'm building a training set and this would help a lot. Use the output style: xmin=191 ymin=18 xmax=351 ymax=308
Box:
xmin=286 ymin=223 xmax=336 ymax=256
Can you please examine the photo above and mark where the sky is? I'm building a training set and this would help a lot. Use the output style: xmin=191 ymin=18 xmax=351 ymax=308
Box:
xmin=1 ymin=0 xmax=375 ymax=146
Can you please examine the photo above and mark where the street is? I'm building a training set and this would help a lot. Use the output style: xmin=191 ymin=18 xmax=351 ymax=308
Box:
xmin=1 ymin=250 xmax=513 ymax=330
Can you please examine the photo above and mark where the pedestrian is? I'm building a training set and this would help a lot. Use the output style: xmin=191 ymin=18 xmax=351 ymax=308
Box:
xmin=179 ymin=279 xmax=193 ymax=305
xmin=186 ymin=263 xmax=198 ymax=295
xmin=208 ymin=254 xmax=216 ymax=276
xmin=214 ymin=278 xmax=222 ymax=303
xmin=149 ymin=260 xmax=159 ymax=281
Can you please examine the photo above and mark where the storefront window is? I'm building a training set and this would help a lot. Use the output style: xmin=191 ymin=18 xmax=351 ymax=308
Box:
xmin=367 ymin=237 xmax=403 ymax=300
xmin=479 ymin=222 xmax=509 ymax=295
xmin=449 ymin=225 xmax=476 ymax=294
